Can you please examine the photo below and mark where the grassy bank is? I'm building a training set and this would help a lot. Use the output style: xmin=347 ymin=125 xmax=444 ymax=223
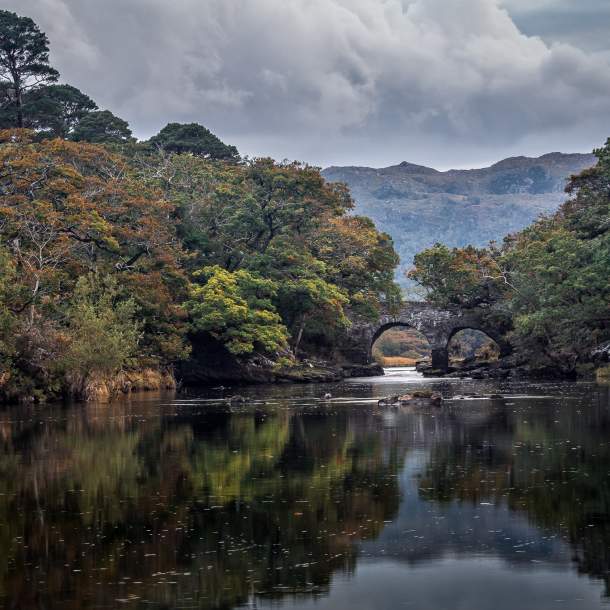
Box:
xmin=375 ymin=356 xmax=418 ymax=367
xmin=597 ymin=366 xmax=610 ymax=383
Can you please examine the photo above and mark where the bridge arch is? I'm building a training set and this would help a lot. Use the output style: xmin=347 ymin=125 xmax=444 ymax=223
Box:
xmin=448 ymin=328 xmax=502 ymax=362
xmin=447 ymin=325 xmax=512 ymax=359
xmin=370 ymin=322 xmax=433 ymax=365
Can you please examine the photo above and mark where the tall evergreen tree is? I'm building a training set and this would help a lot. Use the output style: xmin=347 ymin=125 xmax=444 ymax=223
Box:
xmin=0 ymin=10 xmax=59 ymax=127
xmin=21 ymin=84 xmax=98 ymax=137
xmin=70 ymin=109 xmax=133 ymax=144
xmin=148 ymin=122 xmax=239 ymax=160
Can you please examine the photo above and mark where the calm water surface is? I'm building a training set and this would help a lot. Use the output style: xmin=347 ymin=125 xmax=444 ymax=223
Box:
xmin=1 ymin=368 xmax=609 ymax=609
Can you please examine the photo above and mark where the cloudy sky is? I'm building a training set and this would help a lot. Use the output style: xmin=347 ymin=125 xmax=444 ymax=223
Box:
xmin=6 ymin=0 xmax=610 ymax=168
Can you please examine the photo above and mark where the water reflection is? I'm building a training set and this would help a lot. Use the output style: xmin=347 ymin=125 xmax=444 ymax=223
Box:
xmin=0 ymin=372 xmax=608 ymax=609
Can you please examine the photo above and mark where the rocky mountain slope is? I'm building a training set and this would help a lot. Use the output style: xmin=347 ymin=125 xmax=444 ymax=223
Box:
xmin=322 ymin=152 xmax=596 ymax=290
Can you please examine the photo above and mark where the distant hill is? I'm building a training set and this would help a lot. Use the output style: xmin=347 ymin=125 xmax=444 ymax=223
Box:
xmin=322 ymin=152 xmax=596 ymax=290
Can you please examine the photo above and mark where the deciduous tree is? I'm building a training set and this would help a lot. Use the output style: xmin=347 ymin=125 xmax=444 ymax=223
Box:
xmin=186 ymin=265 xmax=288 ymax=356
xmin=409 ymin=243 xmax=506 ymax=309
xmin=0 ymin=130 xmax=189 ymax=397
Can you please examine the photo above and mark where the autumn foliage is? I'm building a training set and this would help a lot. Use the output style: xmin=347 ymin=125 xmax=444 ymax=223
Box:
xmin=0 ymin=131 xmax=400 ymax=400
xmin=0 ymin=131 xmax=189 ymax=399
xmin=0 ymin=10 xmax=402 ymax=400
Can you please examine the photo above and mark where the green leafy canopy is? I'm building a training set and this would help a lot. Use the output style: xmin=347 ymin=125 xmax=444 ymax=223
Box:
xmin=186 ymin=266 xmax=288 ymax=356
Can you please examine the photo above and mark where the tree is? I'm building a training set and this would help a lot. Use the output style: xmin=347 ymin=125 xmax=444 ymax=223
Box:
xmin=137 ymin=152 xmax=399 ymax=354
xmin=70 ymin=109 xmax=132 ymax=144
xmin=139 ymin=154 xmax=354 ymax=271
xmin=135 ymin=152 xmax=252 ymax=269
xmin=0 ymin=246 xmax=17 ymax=392
xmin=0 ymin=81 xmax=13 ymax=127
xmin=0 ymin=10 xmax=59 ymax=127
xmin=409 ymin=243 xmax=506 ymax=308
xmin=186 ymin=265 xmax=288 ymax=356
xmin=409 ymin=137 xmax=610 ymax=374
xmin=60 ymin=274 xmax=140 ymax=393
xmin=148 ymin=122 xmax=239 ymax=160
xmin=20 ymin=84 xmax=98 ymax=137
xmin=276 ymin=277 xmax=350 ymax=355
xmin=502 ymin=139 xmax=610 ymax=370
xmin=315 ymin=215 xmax=401 ymax=319
xmin=237 ymin=159 xmax=354 ymax=270
xmin=0 ymin=130 xmax=189 ymax=398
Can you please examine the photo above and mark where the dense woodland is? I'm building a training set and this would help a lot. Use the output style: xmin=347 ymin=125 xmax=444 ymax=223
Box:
xmin=0 ymin=10 xmax=607 ymax=402
xmin=0 ymin=11 xmax=400 ymax=401
xmin=409 ymin=141 xmax=610 ymax=377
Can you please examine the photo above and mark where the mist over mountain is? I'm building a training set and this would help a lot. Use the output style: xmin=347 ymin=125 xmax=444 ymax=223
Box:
xmin=322 ymin=152 xmax=596 ymax=290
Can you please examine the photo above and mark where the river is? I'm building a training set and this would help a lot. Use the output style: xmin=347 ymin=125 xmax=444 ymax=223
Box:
xmin=0 ymin=368 xmax=609 ymax=609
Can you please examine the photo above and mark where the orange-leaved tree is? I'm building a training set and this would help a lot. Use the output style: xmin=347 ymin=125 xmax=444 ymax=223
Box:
xmin=0 ymin=130 xmax=189 ymax=398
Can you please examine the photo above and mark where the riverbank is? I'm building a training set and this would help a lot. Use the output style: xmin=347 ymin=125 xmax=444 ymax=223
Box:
xmin=179 ymin=355 xmax=384 ymax=388
xmin=4 ymin=348 xmax=606 ymax=405
xmin=417 ymin=354 xmax=610 ymax=382
xmin=0 ymin=367 xmax=178 ymax=404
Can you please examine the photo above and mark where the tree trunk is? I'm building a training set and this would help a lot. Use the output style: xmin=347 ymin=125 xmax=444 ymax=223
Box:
xmin=294 ymin=316 xmax=306 ymax=358
xmin=13 ymin=78 xmax=23 ymax=128
xmin=29 ymin=277 xmax=39 ymax=326
xmin=16 ymin=91 xmax=23 ymax=128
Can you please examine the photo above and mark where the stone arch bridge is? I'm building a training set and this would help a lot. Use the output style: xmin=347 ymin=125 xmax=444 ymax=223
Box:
xmin=339 ymin=302 xmax=512 ymax=371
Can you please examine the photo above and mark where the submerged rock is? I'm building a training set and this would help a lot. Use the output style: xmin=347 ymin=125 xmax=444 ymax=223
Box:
xmin=378 ymin=395 xmax=400 ymax=407
xmin=399 ymin=391 xmax=442 ymax=405
xmin=378 ymin=391 xmax=442 ymax=407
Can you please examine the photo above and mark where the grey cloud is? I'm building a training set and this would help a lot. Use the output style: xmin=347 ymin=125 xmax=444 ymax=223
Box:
xmin=502 ymin=0 xmax=610 ymax=52
xmin=2 ymin=0 xmax=610 ymax=168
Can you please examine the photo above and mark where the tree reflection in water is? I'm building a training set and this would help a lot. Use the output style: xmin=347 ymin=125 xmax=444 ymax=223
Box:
xmin=0 ymin=402 xmax=401 ymax=608
xmin=0 ymin=383 xmax=608 ymax=609
xmin=417 ymin=390 xmax=610 ymax=597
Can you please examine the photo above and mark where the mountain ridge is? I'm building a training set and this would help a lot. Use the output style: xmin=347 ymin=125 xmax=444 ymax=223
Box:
xmin=322 ymin=152 xmax=596 ymax=289
xmin=325 ymin=151 xmax=592 ymax=173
